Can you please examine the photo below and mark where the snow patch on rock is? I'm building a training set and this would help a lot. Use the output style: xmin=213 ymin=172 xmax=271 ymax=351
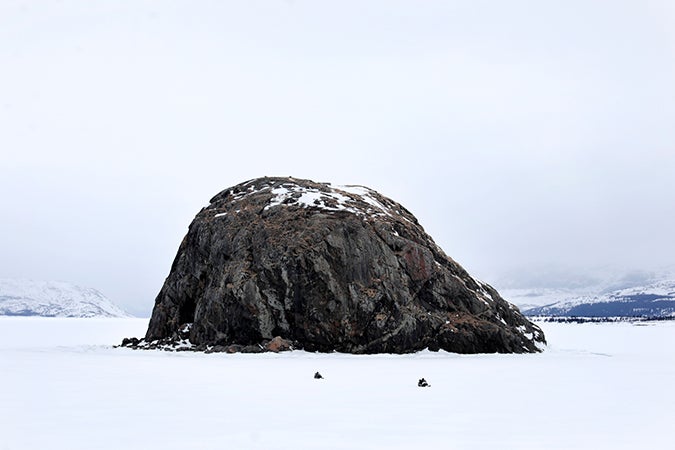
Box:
xmin=262 ymin=182 xmax=398 ymax=219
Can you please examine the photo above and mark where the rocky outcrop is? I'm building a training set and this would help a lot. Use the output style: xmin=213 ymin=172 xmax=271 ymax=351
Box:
xmin=142 ymin=177 xmax=545 ymax=354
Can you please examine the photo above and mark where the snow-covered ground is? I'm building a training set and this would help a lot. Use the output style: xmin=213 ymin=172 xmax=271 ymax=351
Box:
xmin=1 ymin=318 xmax=673 ymax=449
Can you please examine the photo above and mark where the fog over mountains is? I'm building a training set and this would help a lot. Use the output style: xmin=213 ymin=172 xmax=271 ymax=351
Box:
xmin=0 ymin=279 xmax=131 ymax=318
xmin=498 ymin=267 xmax=675 ymax=318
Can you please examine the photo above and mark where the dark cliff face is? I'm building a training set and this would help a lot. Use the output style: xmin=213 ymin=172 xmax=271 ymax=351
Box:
xmin=145 ymin=177 xmax=545 ymax=353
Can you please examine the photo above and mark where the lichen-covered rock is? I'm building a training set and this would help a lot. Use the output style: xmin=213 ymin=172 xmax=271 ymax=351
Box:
xmin=145 ymin=177 xmax=545 ymax=354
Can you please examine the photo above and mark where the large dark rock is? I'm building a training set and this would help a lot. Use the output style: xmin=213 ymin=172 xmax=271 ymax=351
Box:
xmin=145 ymin=177 xmax=545 ymax=353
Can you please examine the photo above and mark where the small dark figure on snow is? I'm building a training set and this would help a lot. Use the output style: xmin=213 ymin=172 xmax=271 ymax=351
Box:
xmin=418 ymin=378 xmax=430 ymax=387
xmin=314 ymin=371 xmax=323 ymax=379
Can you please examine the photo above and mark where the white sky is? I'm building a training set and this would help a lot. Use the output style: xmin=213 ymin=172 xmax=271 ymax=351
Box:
xmin=1 ymin=1 xmax=674 ymax=315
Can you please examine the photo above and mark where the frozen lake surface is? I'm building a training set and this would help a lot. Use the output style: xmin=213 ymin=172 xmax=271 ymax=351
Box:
xmin=1 ymin=317 xmax=673 ymax=449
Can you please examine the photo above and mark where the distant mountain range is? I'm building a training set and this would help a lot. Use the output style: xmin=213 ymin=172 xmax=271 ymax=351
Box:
xmin=503 ymin=279 xmax=675 ymax=318
xmin=4 ymin=273 xmax=674 ymax=320
xmin=0 ymin=278 xmax=131 ymax=318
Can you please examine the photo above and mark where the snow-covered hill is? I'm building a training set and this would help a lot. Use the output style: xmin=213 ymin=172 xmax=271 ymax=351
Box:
xmin=0 ymin=278 xmax=131 ymax=318
xmin=518 ymin=279 xmax=675 ymax=318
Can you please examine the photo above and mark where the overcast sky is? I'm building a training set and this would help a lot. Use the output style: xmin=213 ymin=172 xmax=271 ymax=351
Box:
xmin=1 ymin=1 xmax=674 ymax=315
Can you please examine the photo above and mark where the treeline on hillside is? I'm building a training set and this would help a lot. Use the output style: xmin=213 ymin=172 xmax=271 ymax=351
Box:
xmin=531 ymin=316 xmax=675 ymax=324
